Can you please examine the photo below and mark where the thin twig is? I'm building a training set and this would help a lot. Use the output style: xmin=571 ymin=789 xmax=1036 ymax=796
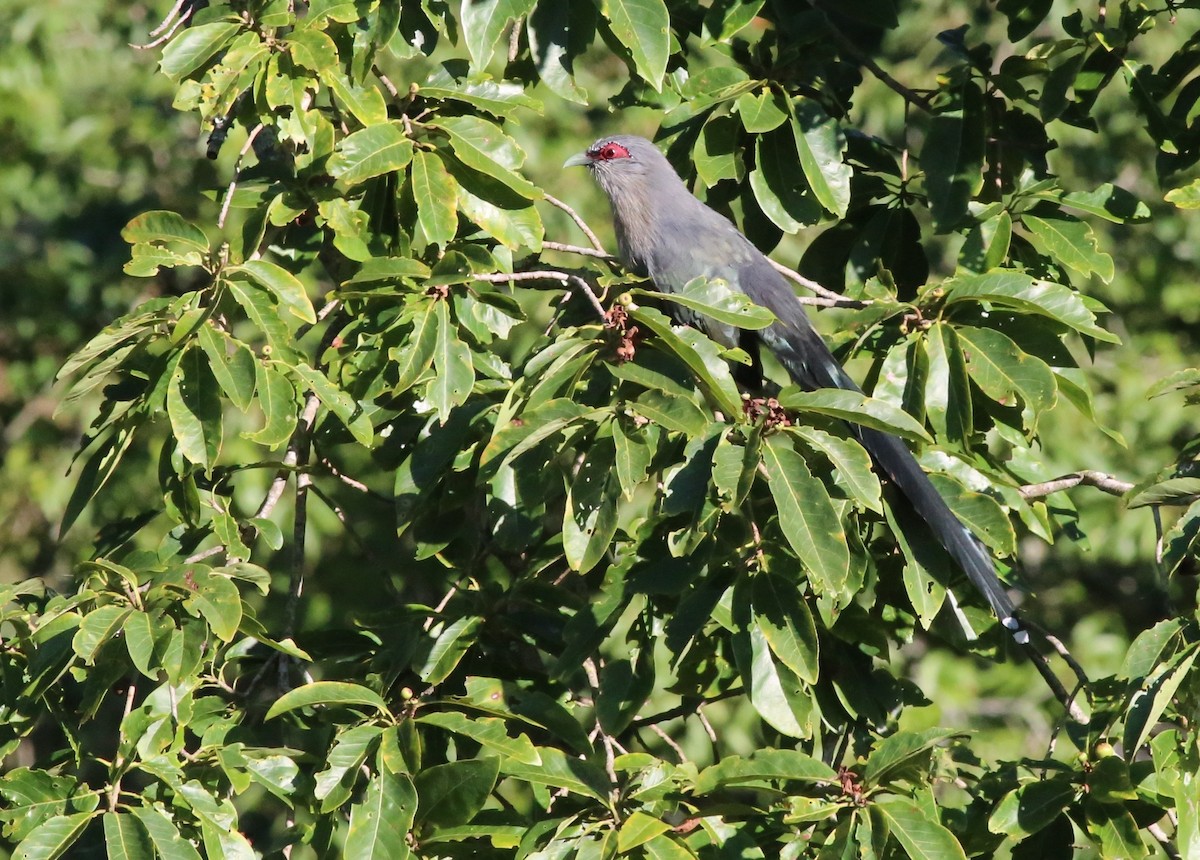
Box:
xmin=373 ymin=65 xmax=400 ymax=98
xmin=132 ymin=0 xmax=193 ymax=49
xmin=1016 ymin=618 xmax=1089 ymax=724
xmin=583 ymin=658 xmax=620 ymax=789
xmin=218 ymin=123 xmax=266 ymax=229
xmin=542 ymin=240 xmax=616 ymax=260
xmin=472 ymin=271 xmax=606 ymax=320
xmin=814 ymin=5 xmax=933 ymax=113
xmin=766 ymin=259 xmax=870 ymax=308
xmin=108 ymin=680 xmax=138 ymax=811
xmin=507 ymin=17 xmax=523 ymax=63
xmin=647 ymin=723 xmax=688 ymax=763
xmin=543 ymin=194 xmax=607 ymax=253
xmin=185 ymin=544 xmax=227 ymax=564
xmin=1019 ymin=470 xmax=1133 ymax=500
xmin=283 ymin=392 xmax=321 ymax=638
xmin=696 ymin=704 xmax=718 ymax=742
xmin=1147 ymin=822 xmax=1181 ymax=859
xmin=631 ymin=691 xmax=741 ymax=729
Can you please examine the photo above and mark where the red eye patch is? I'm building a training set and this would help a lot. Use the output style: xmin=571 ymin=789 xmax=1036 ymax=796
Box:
xmin=589 ymin=141 xmax=630 ymax=161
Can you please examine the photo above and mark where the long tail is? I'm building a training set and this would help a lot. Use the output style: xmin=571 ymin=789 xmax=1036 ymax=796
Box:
xmin=761 ymin=321 xmax=1078 ymax=708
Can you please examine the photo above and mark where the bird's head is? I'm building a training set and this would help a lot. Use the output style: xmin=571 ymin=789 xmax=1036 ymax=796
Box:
xmin=563 ymin=135 xmax=672 ymax=200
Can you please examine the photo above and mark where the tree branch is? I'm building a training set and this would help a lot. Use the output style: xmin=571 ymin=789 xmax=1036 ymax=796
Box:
xmin=542 ymin=193 xmax=608 ymax=253
xmin=1019 ymin=470 xmax=1133 ymax=500
xmin=472 ymin=270 xmax=606 ymax=320
xmin=766 ymin=258 xmax=871 ymax=308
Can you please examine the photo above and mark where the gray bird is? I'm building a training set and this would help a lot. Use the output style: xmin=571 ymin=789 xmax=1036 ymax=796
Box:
xmin=566 ymin=134 xmax=1067 ymax=700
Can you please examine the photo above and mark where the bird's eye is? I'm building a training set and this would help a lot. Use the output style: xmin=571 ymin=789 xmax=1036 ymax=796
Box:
xmin=593 ymin=142 xmax=630 ymax=161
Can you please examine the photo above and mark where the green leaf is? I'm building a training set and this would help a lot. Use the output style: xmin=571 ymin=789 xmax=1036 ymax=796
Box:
xmin=959 ymin=211 xmax=1012 ymax=273
xmin=695 ymin=749 xmax=836 ymax=793
xmin=790 ymin=426 xmax=881 ymax=513
xmin=196 ymin=324 xmax=257 ymax=411
xmin=318 ymin=740 xmax=371 ymax=803
xmin=438 ymin=116 xmax=541 ymax=199
xmin=185 ymin=569 xmax=242 ymax=643
xmin=287 ymin=28 xmax=338 ymax=71
xmin=321 ymin=68 xmax=388 ymax=126
xmin=629 ymin=305 xmax=743 ymax=417
xmin=345 ymin=769 xmax=416 ymax=859
xmin=642 ymin=834 xmax=695 ymax=860
xmin=265 ymin=681 xmax=392 ymax=720
xmin=864 ymin=729 xmax=964 ymax=786
xmin=389 ymin=303 xmax=439 ymax=393
xmin=420 ymin=68 xmax=544 ymax=116
xmin=1164 ymin=178 xmax=1200 ymax=209
xmin=873 ymin=797 xmax=966 ymax=860
xmin=753 ymin=573 xmax=819 ymax=683
xmin=760 ymin=434 xmax=849 ymax=596
xmin=329 ymin=124 xmax=414 ymax=189
xmin=428 ymin=299 xmax=475 ymax=421
xmin=634 ymin=277 xmax=775 ymax=330
xmin=128 ymin=805 xmax=203 ymax=860
xmin=613 ymin=418 xmax=654 ymax=499
xmin=923 ymin=323 xmax=972 ymax=447
xmin=411 ymin=150 xmax=460 ymax=246
xmin=602 ymin=0 xmax=671 ymax=91
xmin=740 ymin=620 xmax=813 ymax=738
xmin=226 ymin=278 xmax=295 ymax=357
xmin=1123 ymin=645 xmax=1199 ymax=755
xmin=943 ymin=270 xmax=1119 ymax=343
xmin=703 ymin=0 xmax=766 ymax=41
xmin=694 ymin=114 xmax=743 ymax=186
xmin=527 ymin=1 xmax=588 ymax=103
xmin=244 ymin=361 xmax=297 ymax=448
xmin=736 ymin=86 xmax=787 ymax=133
xmin=72 ymin=604 xmax=132 ymax=664
xmin=416 ymin=712 xmax=541 ymax=764
xmin=989 ymin=779 xmax=1079 ymax=838
xmin=414 ymin=758 xmax=500 ymax=828
xmin=777 ymin=388 xmax=932 ymax=443
xmin=60 ymin=425 xmax=135 ymax=536
xmin=630 ymin=389 xmax=709 ymax=435
xmin=12 ymin=811 xmax=94 ymax=860
xmin=167 ymin=346 xmax=223 ymax=470
xmin=123 ymin=611 xmax=167 ymax=679
xmin=927 ymin=473 xmax=1015 ymax=555
xmin=418 ymin=616 xmax=483 ymax=685
xmin=1084 ymin=802 xmax=1146 ymax=860
xmin=291 ymin=362 xmax=374 ymax=446
xmin=461 ymin=0 xmax=537 ymax=72
xmin=1031 ymin=183 xmax=1149 ymax=223
xmin=563 ymin=438 xmax=622 ymax=574
xmin=160 ymin=22 xmax=243 ymax=81
xmin=1127 ymin=477 xmax=1200 ymax=509
xmin=923 ymin=80 xmax=985 ymax=232
xmin=791 ymin=99 xmax=851 ymax=218
xmin=617 ymin=812 xmax=671 ymax=852
xmin=499 ymin=746 xmax=610 ymax=802
xmin=750 ymin=128 xmax=822 ymax=232
xmin=1 ymin=770 xmax=84 ymax=844
xmin=103 ymin=812 xmax=154 ymax=860
xmin=122 ymin=211 xmax=209 ymax=252
xmin=1023 ymin=214 xmax=1114 ymax=283
xmin=456 ymin=185 xmax=544 ymax=251
xmin=712 ymin=434 xmax=758 ymax=509
xmin=345 ymin=256 xmax=432 ymax=286
xmin=234 ymin=260 xmax=316 ymax=324
xmin=956 ymin=325 xmax=1057 ymax=421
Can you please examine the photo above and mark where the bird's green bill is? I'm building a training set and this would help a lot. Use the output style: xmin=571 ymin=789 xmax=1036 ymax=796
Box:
xmin=563 ymin=152 xmax=591 ymax=168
